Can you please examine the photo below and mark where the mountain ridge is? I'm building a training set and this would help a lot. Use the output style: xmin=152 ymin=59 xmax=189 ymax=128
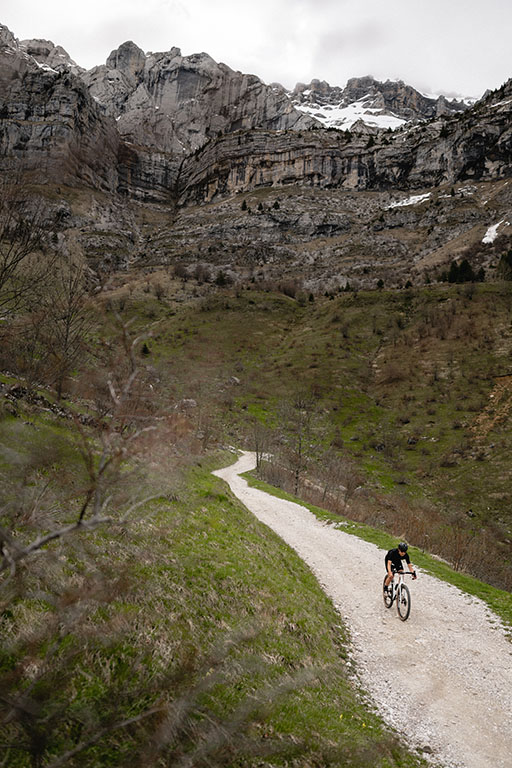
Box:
xmin=1 ymin=21 xmax=511 ymax=290
xmin=2 ymin=20 xmax=510 ymax=205
xmin=3 ymin=23 xmax=476 ymax=133
xmin=289 ymin=75 xmax=473 ymax=131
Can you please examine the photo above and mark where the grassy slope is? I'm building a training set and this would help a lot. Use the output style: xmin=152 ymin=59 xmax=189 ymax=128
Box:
xmin=3 ymin=278 xmax=511 ymax=763
xmin=0 ymin=406 xmax=431 ymax=767
xmin=116 ymin=279 xmax=512 ymax=537
xmin=243 ymin=472 xmax=512 ymax=633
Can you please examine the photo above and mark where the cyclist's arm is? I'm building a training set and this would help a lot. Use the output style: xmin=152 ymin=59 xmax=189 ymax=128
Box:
xmin=407 ymin=563 xmax=417 ymax=578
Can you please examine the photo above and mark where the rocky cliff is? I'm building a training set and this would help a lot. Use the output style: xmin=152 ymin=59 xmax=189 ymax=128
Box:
xmin=1 ymin=21 xmax=511 ymax=289
xmin=0 ymin=25 xmax=119 ymax=191
xmin=1 ymin=22 xmax=510 ymax=205
xmin=81 ymin=40 xmax=318 ymax=199
xmin=18 ymin=36 xmax=84 ymax=76
xmin=290 ymin=76 xmax=471 ymax=130
xmin=82 ymin=41 xmax=317 ymax=154
xmin=177 ymin=83 xmax=512 ymax=203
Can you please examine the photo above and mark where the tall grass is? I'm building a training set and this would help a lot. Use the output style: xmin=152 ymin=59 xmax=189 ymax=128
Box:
xmin=0 ymin=400 xmax=430 ymax=767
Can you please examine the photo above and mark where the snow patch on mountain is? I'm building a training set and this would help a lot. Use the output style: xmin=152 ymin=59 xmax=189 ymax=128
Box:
xmin=482 ymin=220 xmax=510 ymax=243
xmin=385 ymin=193 xmax=432 ymax=209
xmin=292 ymin=95 xmax=407 ymax=131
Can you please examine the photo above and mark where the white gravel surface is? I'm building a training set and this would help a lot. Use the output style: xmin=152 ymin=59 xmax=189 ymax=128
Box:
xmin=214 ymin=452 xmax=512 ymax=768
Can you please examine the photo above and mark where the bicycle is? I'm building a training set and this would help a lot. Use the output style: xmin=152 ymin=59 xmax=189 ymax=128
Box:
xmin=382 ymin=571 xmax=414 ymax=621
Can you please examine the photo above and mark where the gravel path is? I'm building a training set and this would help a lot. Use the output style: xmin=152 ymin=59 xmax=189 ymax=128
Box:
xmin=214 ymin=452 xmax=512 ymax=768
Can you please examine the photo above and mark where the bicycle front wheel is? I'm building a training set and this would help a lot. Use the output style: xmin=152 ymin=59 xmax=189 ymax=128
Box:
xmin=383 ymin=576 xmax=393 ymax=608
xmin=396 ymin=584 xmax=411 ymax=621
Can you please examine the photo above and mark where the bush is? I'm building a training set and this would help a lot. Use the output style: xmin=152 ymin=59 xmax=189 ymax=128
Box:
xmin=497 ymin=249 xmax=512 ymax=279
xmin=174 ymin=263 xmax=189 ymax=280
xmin=446 ymin=259 xmax=482 ymax=283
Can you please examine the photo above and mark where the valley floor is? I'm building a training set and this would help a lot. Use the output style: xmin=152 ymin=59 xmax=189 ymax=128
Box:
xmin=214 ymin=452 xmax=512 ymax=768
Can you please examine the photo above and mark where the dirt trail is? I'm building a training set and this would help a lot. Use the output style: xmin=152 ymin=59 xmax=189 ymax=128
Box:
xmin=214 ymin=452 xmax=512 ymax=768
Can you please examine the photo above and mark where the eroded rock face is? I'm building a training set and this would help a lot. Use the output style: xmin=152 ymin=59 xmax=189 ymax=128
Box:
xmin=83 ymin=42 xmax=317 ymax=154
xmin=80 ymin=41 xmax=318 ymax=196
xmin=0 ymin=21 xmax=511 ymax=207
xmin=291 ymin=75 xmax=469 ymax=123
xmin=177 ymin=83 xmax=512 ymax=203
xmin=19 ymin=38 xmax=84 ymax=75
xmin=0 ymin=25 xmax=119 ymax=190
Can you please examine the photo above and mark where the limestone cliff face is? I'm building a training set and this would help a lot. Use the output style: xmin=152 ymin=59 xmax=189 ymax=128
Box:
xmin=1 ymin=21 xmax=511 ymax=207
xmin=83 ymin=42 xmax=317 ymax=154
xmin=80 ymin=41 xmax=318 ymax=198
xmin=0 ymin=25 xmax=119 ymax=191
xmin=291 ymin=75 xmax=469 ymax=125
xmin=19 ymin=37 xmax=84 ymax=76
xmin=342 ymin=76 xmax=467 ymax=120
xmin=177 ymin=84 xmax=512 ymax=203
xmin=2 ymin=22 xmax=511 ymax=289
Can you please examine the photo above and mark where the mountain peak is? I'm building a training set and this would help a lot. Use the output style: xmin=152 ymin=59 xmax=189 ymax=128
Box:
xmin=106 ymin=40 xmax=146 ymax=76
xmin=0 ymin=23 xmax=17 ymax=49
xmin=290 ymin=74 xmax=469 ymax=131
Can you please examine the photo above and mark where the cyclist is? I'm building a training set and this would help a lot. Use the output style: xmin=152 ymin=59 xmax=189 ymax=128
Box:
xmin=384 ymin=542 xmax=417 ymax=592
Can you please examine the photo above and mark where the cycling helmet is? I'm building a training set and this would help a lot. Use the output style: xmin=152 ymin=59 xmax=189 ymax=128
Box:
xmin=398 ymin=542 xmax=408 ymax=552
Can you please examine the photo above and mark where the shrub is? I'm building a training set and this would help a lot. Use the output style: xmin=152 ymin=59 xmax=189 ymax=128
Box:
xmin=497 ymin=249 xmax=512 ymax=279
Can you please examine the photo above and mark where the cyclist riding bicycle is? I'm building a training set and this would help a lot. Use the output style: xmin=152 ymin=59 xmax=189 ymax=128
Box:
xmin=384 ymin=542 xmax=417 ymax=592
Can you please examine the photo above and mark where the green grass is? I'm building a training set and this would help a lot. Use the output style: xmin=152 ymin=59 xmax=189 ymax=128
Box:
xmin=133 ymin=456 xmax=433 ymax=767
xmin=243 ymin=471 xmax=512 ymax=632
xmin=0 ymin=402 xmax=434 ymax=768
xmin=4 ymin=277 xmax=512 ymax=763
xmin=0 ymin=407 xmax=432 ymax=766
xmin=113 ymin=281 xmax=512 ymax=539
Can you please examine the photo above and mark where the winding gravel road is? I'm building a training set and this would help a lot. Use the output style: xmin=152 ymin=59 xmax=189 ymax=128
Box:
xmin=214 ymin=452 xmax=512 ymax=768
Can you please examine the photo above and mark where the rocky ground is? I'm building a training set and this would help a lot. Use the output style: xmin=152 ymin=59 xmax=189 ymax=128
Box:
xmin=214 ymin=452 xmax=512 ymax=768
xmin=136 ymin=178 xmax=512 ymax=290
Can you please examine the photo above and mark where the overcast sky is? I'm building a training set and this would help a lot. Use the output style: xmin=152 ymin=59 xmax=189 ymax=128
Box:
xmin=1 ymin=0 xmax=510 ymax=98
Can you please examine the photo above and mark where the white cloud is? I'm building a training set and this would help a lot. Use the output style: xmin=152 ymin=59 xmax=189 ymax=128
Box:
xmin=0 ymin=0 xmax=510 ymax=97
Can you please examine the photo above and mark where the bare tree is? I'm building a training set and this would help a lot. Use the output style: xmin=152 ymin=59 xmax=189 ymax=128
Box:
xmin=251 ymin=418 xmax=271 ymax=471
xmin=279 ymin=394 xmax=317 ymax=496
xmin=3 ymin=306 xmax=50 ymax=387
xmin=42 ymin=250 xmax=92 ymax=400
xmin=0 ymin=322 xmax=164 ymax=766
xmin=1 ymin=248 xmax=93 ymax=399
xmin=314 ymin=449 xmax=347 ymax=506
xmin=0 ymin=328 xmax=156 ymax=581
xmin=0 ymin=176 xmax=57 ymax=315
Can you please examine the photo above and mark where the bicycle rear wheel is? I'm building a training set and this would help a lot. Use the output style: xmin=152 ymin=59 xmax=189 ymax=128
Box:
xmin=383 ymin=576 xmax=393 ymax=608
xmin=396 ymin=584 xmax=411 ymax=621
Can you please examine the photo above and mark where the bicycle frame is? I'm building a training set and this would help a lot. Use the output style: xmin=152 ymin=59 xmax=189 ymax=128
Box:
xmin=390 ymin=571 xmax=412 ymax=596
xmin=384 ymin=571 xmax=414 ymax=621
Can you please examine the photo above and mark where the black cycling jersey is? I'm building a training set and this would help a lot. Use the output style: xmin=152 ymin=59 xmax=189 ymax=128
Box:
xmin=385 ymin=547 xmax=410 ymax=572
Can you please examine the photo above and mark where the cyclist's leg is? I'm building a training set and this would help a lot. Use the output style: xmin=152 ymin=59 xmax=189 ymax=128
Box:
xmin=384 ymin=561 xmax=394 ymax=588
xmin=383 ymin=575 xmax=393 ymax=607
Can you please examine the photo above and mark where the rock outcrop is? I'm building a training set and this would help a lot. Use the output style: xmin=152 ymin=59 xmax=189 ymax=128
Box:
xmin=0 ymin=21 xmax=511 ymax=209
xmin=177 ymin=84 xmax=512 ymax=203
xmin=80 ymin=41 xmax=318 ymax=199
xmin=83 ymin=41 xmax=317 ymax=155
xmin=19 ymin=37 xmax=84 ymax=76
xmin=0 ymin=24 xmax=119 ymax=191
xmin=290 ymin=75 xmax=470 ymax=130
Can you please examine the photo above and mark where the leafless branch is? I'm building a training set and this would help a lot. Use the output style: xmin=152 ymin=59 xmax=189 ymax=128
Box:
xmin=45 ymin=705 xmax=166 ymax=768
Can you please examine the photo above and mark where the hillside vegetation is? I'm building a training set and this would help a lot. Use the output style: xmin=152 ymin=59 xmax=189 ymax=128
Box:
xmin=99 ymin=274 xmax=512 ymax=587
xmin=1 ymin=255 xmax=512 ymax=765
xmin=0 ymin=393 xmax=433 ymax=767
